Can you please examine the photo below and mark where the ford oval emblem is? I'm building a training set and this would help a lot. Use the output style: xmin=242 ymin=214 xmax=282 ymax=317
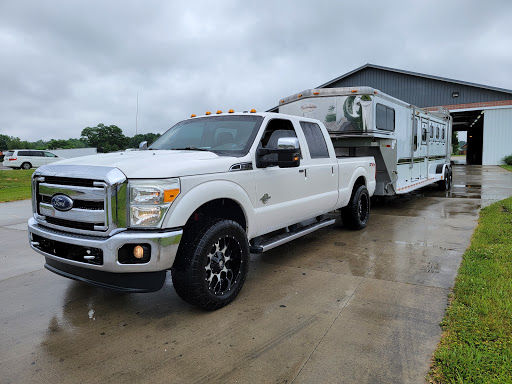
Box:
xmin=51 ymin=194 xmax=74 ymax=212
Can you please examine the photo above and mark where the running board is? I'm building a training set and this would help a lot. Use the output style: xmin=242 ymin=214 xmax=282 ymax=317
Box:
xmin=250 ymin=218 xmax=336 ymax=253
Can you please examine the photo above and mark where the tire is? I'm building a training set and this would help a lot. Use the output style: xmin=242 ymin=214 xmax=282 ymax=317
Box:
xmin=21 ymin=162 xmax=32 ymax=170
xmin=341 ymin=184 xmax=370 ymax=230
xmin=437 ymin=167 xmax=451 ymax=191
xmin=171 ymin=218 xmax=249 ymax=311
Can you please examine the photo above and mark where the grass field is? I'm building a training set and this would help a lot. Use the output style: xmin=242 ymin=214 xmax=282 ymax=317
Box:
xmin=0 ymin=170 xmax=34 ymax=202
xmin=429 ymin=196 xmax=512 ymax=383
xmin=501 ymin=165 xmax=512 ymax=172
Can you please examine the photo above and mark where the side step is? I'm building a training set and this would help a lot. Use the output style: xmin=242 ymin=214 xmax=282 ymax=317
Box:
xmin=250 ymin=218 xmax=336 ymax=253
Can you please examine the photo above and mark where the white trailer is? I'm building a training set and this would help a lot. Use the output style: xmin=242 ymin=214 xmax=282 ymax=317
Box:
xmin=278 ymin=87 xmax=453 ymax=196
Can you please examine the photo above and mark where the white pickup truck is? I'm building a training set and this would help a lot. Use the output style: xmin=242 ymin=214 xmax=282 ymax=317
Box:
xmin=28 ymin=111 xmax=376 ymax=310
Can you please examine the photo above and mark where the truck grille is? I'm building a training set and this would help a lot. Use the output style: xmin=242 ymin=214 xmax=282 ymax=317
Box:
xmin=32 ymin=165 xmax=127 ymax=236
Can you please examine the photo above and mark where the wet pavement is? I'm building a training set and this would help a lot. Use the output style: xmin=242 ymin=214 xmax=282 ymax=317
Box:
xmin=1 ymin=165 xmax=511 ymax=384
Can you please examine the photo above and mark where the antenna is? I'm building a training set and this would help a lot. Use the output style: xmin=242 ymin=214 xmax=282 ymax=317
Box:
xmin=135 ymin=92 xmax=139 ymax=135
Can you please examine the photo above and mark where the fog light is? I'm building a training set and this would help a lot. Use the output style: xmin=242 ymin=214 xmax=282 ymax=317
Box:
xmin=133 ymin=245 xmax=144 ymax=259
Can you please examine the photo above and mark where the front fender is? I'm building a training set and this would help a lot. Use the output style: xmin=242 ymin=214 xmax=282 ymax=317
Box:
xmin=162 ymin=180 xmax=257 ymax=239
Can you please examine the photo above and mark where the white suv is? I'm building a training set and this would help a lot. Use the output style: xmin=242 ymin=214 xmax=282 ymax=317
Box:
xmin=2 ymin=150 xmax=64 ymax=170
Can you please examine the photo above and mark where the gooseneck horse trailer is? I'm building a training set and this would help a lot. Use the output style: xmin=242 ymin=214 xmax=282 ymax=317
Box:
xmin=278 ymin=87 xmax=453 ymax=195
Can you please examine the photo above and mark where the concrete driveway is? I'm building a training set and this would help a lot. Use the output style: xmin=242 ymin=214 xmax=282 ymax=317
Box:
xmin=1 ymin=165 xmax=511 ymax=384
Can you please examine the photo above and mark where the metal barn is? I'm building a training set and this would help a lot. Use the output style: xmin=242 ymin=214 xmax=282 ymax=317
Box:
xmin=275 ymin=64 xmax=512 ymax=165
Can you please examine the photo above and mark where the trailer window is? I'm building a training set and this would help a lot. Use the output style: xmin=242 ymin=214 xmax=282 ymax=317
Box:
xmin=300 ymin=121 xmax=329 ymax=158
xmin=376 ymin=104 xmax=395 ymax=131
xmin=430 ymin=124 xmax=434 ymax=139
xmin=436 ymin=126 xmax=440 ymax=139
xmin=421 ymin=123 xmax=428 ymax=143
xmin=441 ymin=127 xmax=445 ymax=141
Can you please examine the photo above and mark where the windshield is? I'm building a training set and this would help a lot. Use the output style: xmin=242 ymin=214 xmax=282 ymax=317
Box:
xmin=150 ymin=115 xmax=264 ymax=156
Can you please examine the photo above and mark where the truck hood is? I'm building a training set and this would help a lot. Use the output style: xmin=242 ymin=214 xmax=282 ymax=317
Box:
xmin=52 ymin=150 xmax=241 ymax=178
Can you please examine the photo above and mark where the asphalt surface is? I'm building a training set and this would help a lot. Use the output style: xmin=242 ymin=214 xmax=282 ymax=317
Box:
xmin=1 ymin=165 xmax=511 ymax=384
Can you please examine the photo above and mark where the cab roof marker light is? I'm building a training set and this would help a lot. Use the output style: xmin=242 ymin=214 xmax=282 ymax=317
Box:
xmin=217 ymin=110 xmax=222 ymax=114
xmin=191 ymin=114 xmax=196 ymax=118
xmin=228 ymin=109 xmax=234 ymax=113
xmin=205 ymin=111 xmax=211 ymax=115
xmin=250 ymin=109 xmax=256 ymax=113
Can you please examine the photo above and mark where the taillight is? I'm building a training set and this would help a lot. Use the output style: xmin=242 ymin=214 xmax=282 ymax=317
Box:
xmin=9 ymin=158 xmax=17 ymax=161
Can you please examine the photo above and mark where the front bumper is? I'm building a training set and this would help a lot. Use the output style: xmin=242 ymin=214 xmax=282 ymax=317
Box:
xmin=28 ymin=217 xmax=183 ymax=291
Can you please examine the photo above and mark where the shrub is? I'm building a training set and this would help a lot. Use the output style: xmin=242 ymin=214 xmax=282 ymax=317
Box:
xmin=504 ymin=154 xmax=512 ymax=165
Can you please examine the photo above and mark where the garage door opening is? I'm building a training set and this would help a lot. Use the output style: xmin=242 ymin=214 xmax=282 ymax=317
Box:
xmin=451 ymin=109 xmax=484 ymax=165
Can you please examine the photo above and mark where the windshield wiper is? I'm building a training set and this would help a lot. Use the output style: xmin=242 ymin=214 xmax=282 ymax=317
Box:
xmin=173 ymin=146 xmax=211 ymax=151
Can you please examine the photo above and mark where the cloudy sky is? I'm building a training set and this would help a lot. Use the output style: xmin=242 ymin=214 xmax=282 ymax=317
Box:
xmin=1 ymin=0 xmax=511 ymax=142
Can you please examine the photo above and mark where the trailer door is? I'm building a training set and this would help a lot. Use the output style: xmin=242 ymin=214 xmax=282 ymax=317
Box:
xmin=420 ymin=119 xmax=429 ymax=179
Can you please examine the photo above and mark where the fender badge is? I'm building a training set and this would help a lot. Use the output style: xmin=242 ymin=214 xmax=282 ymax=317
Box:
xmin=260 ymin=193 xmax=271 ymax=204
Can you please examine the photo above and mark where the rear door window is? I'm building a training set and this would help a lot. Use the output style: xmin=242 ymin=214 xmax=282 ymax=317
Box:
xmin=18 ymin=150 xmax=31 ymax=156
xmin=299 ymin=121 xmax=330 ymax=158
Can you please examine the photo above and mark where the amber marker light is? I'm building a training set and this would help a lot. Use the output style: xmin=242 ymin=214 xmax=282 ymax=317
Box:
xmin=228 ymin=109 xmax=234 ymax=113
xmin=313 ymin=92 xmax=319 ymax=95
xmin=205 ymin=111 xmax=211 ymax=115
xmin=298 ymin=94 xmax=302 ymax=97
xmin=250 ymin=109 xmax=256 ymax=113
xmin=217 ymin=110 xmax=222 ymax=114
xmin=164 ymin=188 xmax=180 ymax=203
xmin=351 ymin=90 xmax=358 ymax=93
xmin=280 ymin=100 xmax=284 ymax=103
xmin=191 ymin=114 xmax=196 ymax=117
xmin=133 ymin=245 xmax=144 ymax=259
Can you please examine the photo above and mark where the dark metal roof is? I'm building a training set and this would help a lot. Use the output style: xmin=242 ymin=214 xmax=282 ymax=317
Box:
xmin=318 ymin=63 xmax=512 ymax=95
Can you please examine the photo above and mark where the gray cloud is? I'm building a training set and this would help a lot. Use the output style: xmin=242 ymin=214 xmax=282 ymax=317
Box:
xmin=1 ymin=0 xmax=511 ymax=142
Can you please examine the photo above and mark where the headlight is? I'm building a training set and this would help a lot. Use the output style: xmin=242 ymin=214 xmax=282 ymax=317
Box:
xmin=128 ymin=179 xmax=180 ymax=228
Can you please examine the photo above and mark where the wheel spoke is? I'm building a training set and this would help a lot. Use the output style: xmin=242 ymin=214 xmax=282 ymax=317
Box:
xmin=204 ymin=236 xmax=242 ymax=296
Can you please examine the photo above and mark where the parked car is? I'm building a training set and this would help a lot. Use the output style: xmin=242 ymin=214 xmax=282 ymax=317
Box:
xmin=2 ymin=150 xmax=64 ymax=170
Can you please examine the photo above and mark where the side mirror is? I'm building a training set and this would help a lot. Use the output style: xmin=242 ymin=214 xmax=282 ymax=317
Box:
xmin=139 ymin=141 xmax=148 ymax=150
xmin=256 ymin=137 xmax=300 ymax=168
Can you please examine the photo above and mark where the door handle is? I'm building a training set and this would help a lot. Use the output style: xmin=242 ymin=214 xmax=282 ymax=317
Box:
xmin=299 ymin=169 xmax=305 ymax=173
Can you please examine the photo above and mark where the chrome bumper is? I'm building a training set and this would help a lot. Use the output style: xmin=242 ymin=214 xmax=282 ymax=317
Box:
xmin=28 ymin=217 xmax=183 ymax=273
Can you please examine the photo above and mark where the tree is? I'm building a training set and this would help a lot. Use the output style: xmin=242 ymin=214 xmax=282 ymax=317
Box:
xmin=451 ymin=131 xmax=459 ymax=155
xmin=128 ymin=133 xmax=161 ymax=149
xmin=81 ymin=124 xmax=128 ymax=152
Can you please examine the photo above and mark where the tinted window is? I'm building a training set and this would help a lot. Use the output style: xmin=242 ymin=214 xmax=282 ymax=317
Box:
xmin=31 ymin=151 xmax=44 ymax=157
xmin=6 ymin=151 xmax=14 ymax=157
xmin=18 ymin=150 xmax=31 ymax=156
xmin=300 ymin=121 xmax=329 ymax=159
xmin=376 ymin=104 xmax=395 ymax=131
xmin=44 ymin=152 xmax=58 ymax=157
xmin=150 ymin=115 xmax=263 ymax=156
xmin=430 ymin=125 xmax=434 ymax=139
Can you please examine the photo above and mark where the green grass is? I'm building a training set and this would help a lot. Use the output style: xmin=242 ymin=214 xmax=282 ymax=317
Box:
xmin=501 ymin=165 xmax=512 ymax=172
xmin=429 ymin=196 xmax=512 ymax=383
xmin=0 ymin=169 xmax=34 ymax=202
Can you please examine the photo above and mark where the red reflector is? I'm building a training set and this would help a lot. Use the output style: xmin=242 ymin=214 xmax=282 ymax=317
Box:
xmin=386 ymin=145 xmax=391 ymax=147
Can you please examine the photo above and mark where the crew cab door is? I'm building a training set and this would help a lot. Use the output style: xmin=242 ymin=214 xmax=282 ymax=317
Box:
xmin=254 ymin=118 xmax=310 ymax=234
xmin=298 ymin=120 xmax=338 ymax=213
xmin=253 ymin=118 xmax=337 ymax=234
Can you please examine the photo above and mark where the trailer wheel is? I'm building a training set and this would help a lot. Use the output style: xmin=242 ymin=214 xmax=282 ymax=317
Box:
xmin=437 ymin=168 xmax=451 ymax=191
xmin=341 ymin=184 xmax=370 ymax=230
xmin=171 ymin=218 xmax=249 ymax=311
